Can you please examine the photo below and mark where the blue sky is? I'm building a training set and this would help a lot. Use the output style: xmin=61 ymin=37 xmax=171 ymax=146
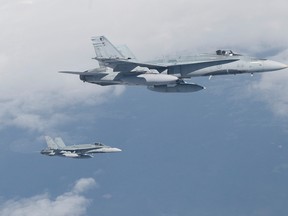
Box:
xmin=0 ymin=0 xmax=288 ymax=215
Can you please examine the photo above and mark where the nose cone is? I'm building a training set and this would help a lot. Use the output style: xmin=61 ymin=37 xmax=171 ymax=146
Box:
xmin=104 ymin=147 xmax=122 ymax=153
xmin=264 ymin=60 xmax=287 ymax=72
xmin=110 ymin=147 xmax=122 ymax=152
xmin=92 ymin=147 xmax=122 ymax=153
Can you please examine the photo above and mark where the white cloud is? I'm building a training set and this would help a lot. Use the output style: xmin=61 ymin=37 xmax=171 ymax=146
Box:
xmin=0 ymin=76 xmax=122 ymax=132
xmin=0 ymin=0 xmax=128 ymax=133
xmin=250 ymin=71 xmax=288 ymax=116
xmin=248 ymin=50 xmax=288 ymax=117
xmin=102 ymin=194 xmax=112 ymax=200
xmin=0 ymin=178 xmax=97 ymax=216
xmin=19 ymin=1 xmax=33 ymax=4
xmin=72 ymin=178 xmax=98 ymax=194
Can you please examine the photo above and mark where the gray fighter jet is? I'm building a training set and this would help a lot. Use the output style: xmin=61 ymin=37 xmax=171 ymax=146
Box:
xmin=60 ymin=36 xmax=287 ymax=93
xmin=41 ymin=136 xmax=121 ymax=159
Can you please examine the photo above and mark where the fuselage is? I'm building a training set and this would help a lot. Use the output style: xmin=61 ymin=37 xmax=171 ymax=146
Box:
xmin=150 ymin=51 xmax=287 ymax=77
xmin=41 ymin=142 xmax=122 ymax=158
xmin=79 ymin=50 xmax=287 ymax=87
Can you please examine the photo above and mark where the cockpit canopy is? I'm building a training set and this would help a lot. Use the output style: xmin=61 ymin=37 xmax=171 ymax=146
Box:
xmin=216 ymin=50 xmax=240 ymax=56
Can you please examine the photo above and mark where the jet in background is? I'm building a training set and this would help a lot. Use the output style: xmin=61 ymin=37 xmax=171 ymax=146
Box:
xmin=60 ymin=36 xmax=287 ymax=93
xmin=41 ymin=136 xmax=122 ymax=159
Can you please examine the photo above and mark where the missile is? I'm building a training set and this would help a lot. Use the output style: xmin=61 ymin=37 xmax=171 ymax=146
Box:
xmin=147 ymin=83 xmax=205 ymax=93
xmin=121 ymin=74 xmax=178 ymax=85
xmin=61 ymin=152 xmax=93 ymax=158
xmin=62 ymin=152 xmax=80 ymax=158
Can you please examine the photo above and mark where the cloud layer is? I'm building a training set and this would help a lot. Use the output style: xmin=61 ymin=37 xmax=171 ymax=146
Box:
xmin=0 ymin=0 xmax=126 ymax=133
xmin=249 ymin=51 xmax=288 ymax=117
xmin=0 ymin=178 xmax=96 ymax=216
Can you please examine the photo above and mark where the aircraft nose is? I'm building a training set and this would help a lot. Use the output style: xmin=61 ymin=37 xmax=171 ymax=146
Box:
xmin=112 ymin=148 xmax=122 ymax=152
xmin=264 ymin=60 xmax=287 ymax=72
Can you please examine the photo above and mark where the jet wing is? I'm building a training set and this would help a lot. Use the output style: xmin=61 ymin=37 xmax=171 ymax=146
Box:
xmin=96 ymin=58 xmax=239 ymax=73
xmin=95 ymin=58 xmax=167 ymax=72
xmin=60 ymin=58 xmax=240 ymax=76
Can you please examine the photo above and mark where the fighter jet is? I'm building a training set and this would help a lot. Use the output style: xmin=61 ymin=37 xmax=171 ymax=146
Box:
xmin=41 ymin=136 xmax=121 ymax=159
xmin=60 ymin=36 xmax=287 ymax=93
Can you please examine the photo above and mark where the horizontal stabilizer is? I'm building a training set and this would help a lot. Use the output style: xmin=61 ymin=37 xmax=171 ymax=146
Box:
xmin=59 ymin=67 xmax=107 ymax=75
xmin=59 ymin=71 xmax=84 ymax=75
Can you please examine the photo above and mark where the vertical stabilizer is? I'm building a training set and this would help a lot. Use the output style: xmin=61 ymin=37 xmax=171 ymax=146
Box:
xmin=116 ymin=45 xmax=137 ymax=60
xmin=55 ymin=137 xmax=66 ymax=148
xmin=91 ymin=36 xmax=125 ymax=59
xmin=45 ymin=136 xmax=58 ymax=149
